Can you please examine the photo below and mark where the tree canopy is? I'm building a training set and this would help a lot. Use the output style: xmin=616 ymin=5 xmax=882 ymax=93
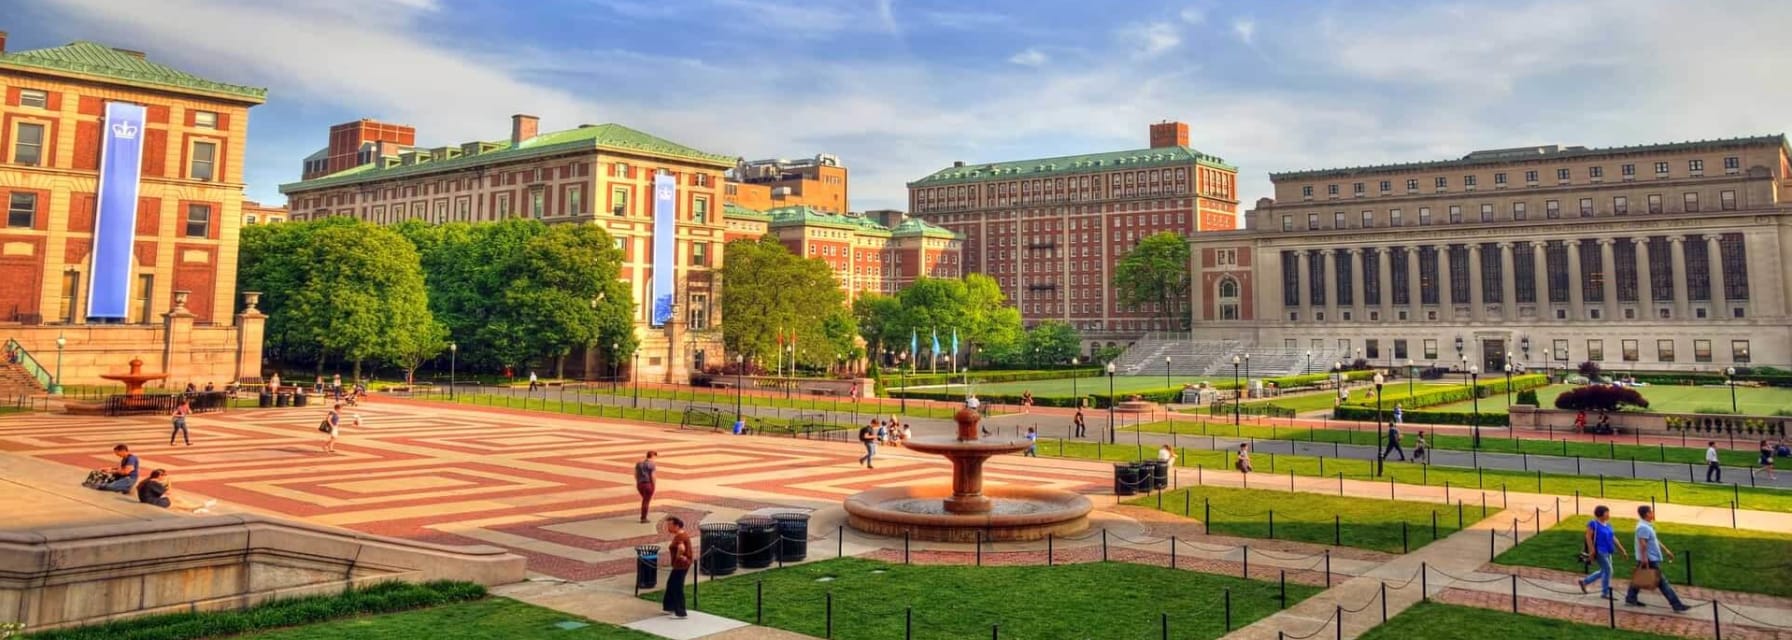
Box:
xmin=1113 ymin=231 xmax=1191 ymax=329
xmin=1553 ymin=385 xmax=1650 ymax=413
xmin=853 ymin=274 xmax=1024 ymax=367
xmin=719 ymin=236 xmax=856 ymax=369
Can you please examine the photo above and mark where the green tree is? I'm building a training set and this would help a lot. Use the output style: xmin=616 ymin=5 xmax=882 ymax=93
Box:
xmin=880 ymin=275 xmax=1022 ymax=368
xmin=1019 ymin=320 xmax=1082 ymax=366
xmin=851 ymin=293 xmax=901 ymax=359
xmin=1113 ymin=231 xmax=1191 ymax=330
xmin=720 ymin=237 xmax=853 ymax=370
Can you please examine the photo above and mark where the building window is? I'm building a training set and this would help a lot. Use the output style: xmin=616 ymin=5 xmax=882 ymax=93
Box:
xmin=1327 ymin=184 xmax=1338 ymax=195
xmin=612 ymin=187 xmax=630 ymax=216
xmin=1733 ymin=340 xmax=1751 ymax=363
xmin=530 ymin=190 xmax=544 ymax=218
xmin=691 ymin=241 xmax=709 ymax=266
xmin=688 ymin=293 xmax=709 ymax=330
xmin=1479 ymin=204 xmax=1493 ymax=222
xmin=1418 ymin=246 xmax=1439 ymax=305
xmin=1553 ymin=339 xmax=1570 ymax=362
xmin=1513 ymin=241 xmax=1537 ymax=303
xmin=190 ymin=141 xmax=217 ymax=181
xmin=1419 ymin=207 xmax=1432 ymax=225
xmin=193 ymin=111 xmax=218 ymax=129
xmin=1647 ymin=194 xmax=1662 ymax=214
xmin=567 ymin=186 xmax=583 ymax=214
xmin=1689 ymin=159 xmax=1704 ymax=173
xmin=434 ymin=200 xmax=448 ymax=222
xmin=1720 ymin=233 xmax=1749 ymax=301
xmin=1545 ymin=241 xmax=1569 ymax=303
xmin=1302 ymin=186 xmax=1313 ymax=198
xmin=1621 ymin=163 xmax=1636 ymax=177
xmin=1613 ymin=240 xmax=1638 ymax=302
xmin=1512 ymin=202 xmax=1527 ymax=220
xmin=1656 ymin=339 xmax=1675 ymax=362
xmin=1447 ymin=206 xmax=1461 ymax=223
xmin=1353 ymin=182 xmax=1364 ymax=195
xmin=1720 ymin=190 xmax=1736 ymax=210
xmin=1724 ymin=156 xmax=1740 ymax=171
xmin=1446 ymin=245 xmax=1470 ymax=304
xmin=1587 ymin=339 xmax=1604 ymax=362
xmin=1405 ymin=178 xmax=1418 ymax=191
xmin=1308 ymin=251 xmax=1326 ymax=306
xmin=1612 ymin=196 xmax=1628 ymax=215
xmin=1281 ymin=215 xmax=1292 ymax=231
xmin=1579 ymin=239 xmax=1605 ymax=303
xmin=19 ymin=89 xmax=48 ymax=108
xmin=1545 ymin=200 xmax=1560 ymax=219
xmin=1692 ymin=339 xmax=1712 ymax=363
xmin=1464 ymin=175 xmax=1477 ymax=188
xmin=1589 ymin=166 xmax=1604 ymax=179
xmin=1524 ymin=170 xmax=1538 ymax=183
xmin=12 ymin=122 xmax=45 ymax=166
xmin=132 ymin=274 xmax=154 ymax=324
xmin=1423 ymin=339 xmax=1438 ymax=359
xmin=1333 ymin=211 xmax=1346 ymax=228
xmin=693 ymin=197 xmax=708 ymax=223
xmin=1390 ymin=209 xmax=1403 ymax=227
xmin=1494 ymin=172 xmax=1507 ymax=185
xmin=1556 ymin=168 xmax=1571 ymax=181
xmin=496 ymin=193 xmax=513 ymax=217
xmin=1379 ymin=180 xmax=1391 ymax=192
xmin=613 ymin=162 xmax=630 ymax=178
xmin=184 ymin=203 xmax=212 ymax=237
xmin=1620 ymin=339 xmax=1639 ymax=362
xmin=245 ymin=214 xmax=258 ymax=225
xmin=1390 ymin=247 xmax=1409 ymax=305
xmin=1335 ymin=251 xmax=1354 ymax=306
xmin=1683 ymin=192 xmax=1699 ymax=213
xmin=7 ymin=192 xmax=36 ymax=228
xmin=1434 ymin=176 xmax=1447 ymax=189
xmin=1281 ymin=252 xmax=1300 ymax=307
xmin=1307 ymin=213 xmax=1318 ymax=230
xmin=457 ymin=199 xmax=470 ymax=221
xmin=1654 ymin=161 xmax=1669 ymax=175
xmin=1361 ymin=210 xmax=1374 ymax=228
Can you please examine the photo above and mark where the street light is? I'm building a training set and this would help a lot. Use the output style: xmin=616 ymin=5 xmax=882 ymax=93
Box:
xmin=448 ymin=342 xmax=457 ymax=400
xmin=1469 ymin=365 xmax=1482 ymax=448
xmin=1405 ymin=359 xmax=1415 ymax=397
xmin=1106 ymin=362 xmax=1117 ymax=444
xmin=611 ymin=342 xmax=620 ymax=392
xmin=1164 ymin=355 xmax=1172 ymax=389
xmin=1305 ymin=350 xmax=1312 ymax=375
xmin=1373 ymin=372 xmax=1386 ymax=477
xmin=52 ymin=332 xmax=66 ymax=395
xmin=1503 ymin=362 xmax=1513 ymax=407
xmin=898 ymin=351 xmax=909 ymax=413
xmin=735 ymin=354 xmax=745 ymax=420
xmin=1726 ymin=367 xmax=1738 ymax=413
xmin=1231 ymin=355 xmax=1242 ymax=425
xmin=785 ymin=345 xmax=794 ymax=400
xmin=633 ymin=351 xmax=641 ymax=408
xmin=1244 ymin=353 xmax=1251 ymax=390
xmin=1070 ymin=356 xmax=1080 ymax=407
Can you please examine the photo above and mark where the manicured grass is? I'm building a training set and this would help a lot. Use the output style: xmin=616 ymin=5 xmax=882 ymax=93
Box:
xmin=1043 ymin=440 xmax=1792 ymax=514
xmin=1126 ymin=485 xmax=1465 ymax=553
xmin=441 ymin=392 xmax=854 ymax=436
xmin=23 ymin=581 xmax=488 ymax=640
xmin=238 ymin=598 xmax=653 ymax=639
xmin=645 ymin=557 xmax=1318 ymax=639
xmin=574 ymin=384 xmax=967 ymax=419
xmin=1358 ymin=602 xmax=1679 ymax=640
xmin=916 ymin=374 xmax=1215 ymax=398
xmin=1132 ymin=418 xmax=1765 ymax=467
xmin=1495 ymin=515 xmax=1792 ymax=597
xmin=1430 ymin=383 xmax=1792 ymax=416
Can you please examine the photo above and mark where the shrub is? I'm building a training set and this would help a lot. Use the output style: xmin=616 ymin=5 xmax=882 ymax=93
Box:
xmin=1515 ymin=389 xmax=1539 ymax=406
xmin=1553 ymin=385 xmax=1649 ymax=412
xmin=1334 ymin=406 xmax=1508 ymax=426
xmin=1692 ymin=407 xmax=1737 ymax=415
xmin=25 ymin=581 xmax=487 ymax=640
xmin=1348 ymin=374 xmax=1546 ymax=410
xmin=1578 ymin=361 xmax=1602 ymax=379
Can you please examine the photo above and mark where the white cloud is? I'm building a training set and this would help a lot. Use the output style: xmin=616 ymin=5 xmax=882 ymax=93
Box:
xmin=1231 ymin=18 xmax=1255 ymax=44
xmin=922 ymin=9 xmax=1011 ymax=30
xmin=1008 ymin=48 xmax=1048 ymax=67
xmin=1178 ymin=7 xmax=1205 ymax=24
xmin=1119 ymin=22 xmax=1181 ymax=59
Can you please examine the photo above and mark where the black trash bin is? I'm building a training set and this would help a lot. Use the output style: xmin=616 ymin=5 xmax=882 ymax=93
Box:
xmin=293 ymin=392 xmax=310 ymax=408
xmin=1136 ymin=461 xmax=1158 ymax=493
xmin=736 ymin=516 xmax=777 ymax=569
xmin=274 ymin=392 xmax=289 ymax=408
xmin=634 ymin=545 xmax=660 ymax=590
xmin=257 ymin=390 xmax=273 ymax=408
xmin=698 ymin=522 xmax=739 ymax=576
xmin=1114 ymin=463 xmax=1138 ymax=496
xmin=1151 ymin=458 xmax=1171 ymax=490
xmin=772 ymin=513 xmax=810 ymax=562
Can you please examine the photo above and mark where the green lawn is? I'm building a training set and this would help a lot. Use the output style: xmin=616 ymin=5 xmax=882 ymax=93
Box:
xmin=1044 ymin=440 xmax=1792 ymax=514
xmin=1127 ymin=485 xmax=1464 ymax=553
xmin=1132 ymin=418 xmax=1766 ymax=467
xmin=915 ymin=374 xmax=1214 ymax=398
xmin=1359 ymin=602 xmax=1679 ymax=640
xmin=1430 ymin=383 xmax=1792 ymax=416
xmin=645 ymin=557 xmax=1317 ymax=639
xmin=239 ymin=598 xmax=653 ymax=639
xmin=441 ymin=392 xmax=854 ymax=435
xmin=1495 ymin=516 xmax=1792 ymax=597
xmin=573 ymin=384 xmax=968 ymax=419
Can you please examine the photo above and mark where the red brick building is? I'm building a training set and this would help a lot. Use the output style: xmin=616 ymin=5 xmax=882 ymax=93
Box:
xmin=907 ymin=121 xmax=1239 ymax=338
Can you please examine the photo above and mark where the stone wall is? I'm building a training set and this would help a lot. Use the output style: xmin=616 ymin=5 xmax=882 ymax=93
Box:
xmin=1508 ymin=405 xmax=1791 ymax=439
xmin=3 ymin=291 xmax=265 ymax=389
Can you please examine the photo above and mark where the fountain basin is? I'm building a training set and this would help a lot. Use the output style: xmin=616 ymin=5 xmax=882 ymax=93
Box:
xmin=844 ymin=484 xmax=1092 ymax=542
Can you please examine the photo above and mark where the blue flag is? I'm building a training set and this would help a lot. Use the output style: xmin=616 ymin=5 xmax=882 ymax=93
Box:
xmin=931 ymin=328 xmax=941 ymax=357
xmin=910 ymin=328 xmax=918 ymax=359
xmin=952 ymin=328 xmax=960 ymax=357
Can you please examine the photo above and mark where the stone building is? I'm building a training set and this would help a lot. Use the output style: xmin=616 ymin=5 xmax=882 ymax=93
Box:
xmin=1188 ymin=135 xmax=1792 ymax=372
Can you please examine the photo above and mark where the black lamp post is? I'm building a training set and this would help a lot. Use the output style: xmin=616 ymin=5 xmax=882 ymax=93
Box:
xmin=1244 ymin=353 xmax=1251 ymax=388
xmin=1503 ymin=361 xmax=1513 ymax=406
xmin=52 ymin=332 xmax=66 ymax=395
xmin=735 ymin=354 xmax=744 ymax=420
xmin=1070 ymin=356 xmax=1080 ymax=407
xmin=448 ymin=342 xmax=457 ymax=400
xmin=611 ymin=342 xmax=620 ymax=392
xmin=1373 ymin=372 xmax=1386 ymax=476
xmin=898 ymin=351 xmax=909 ymax=413
xmin=1726 ymin=366 xmax=1737 ymax=413
xmin=1305 ymin=350 xmax=1312 ymax=375
xmin=1469 ymin=365 xmax=1482 ymax=448
xmin=1231 ymin=355 xmax=1241 ymax=425
xmin=633 ymin=351 xmax=641 ymax=408
xmin=1164 ymin=355 xmax=1172 ymax=389
xmin=1105 ymin=362 xmax=1116 ymax=444
xmin=1405 ymin=358 xmax=1415 ymax=397
xmin=785 ymin=345 xmax=794 ymax=400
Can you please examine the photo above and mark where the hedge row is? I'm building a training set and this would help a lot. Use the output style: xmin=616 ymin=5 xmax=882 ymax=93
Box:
xmin=1347 ymin=374 xmax=1548 ymax=410
xmin=26 ymin=581 xmax=487 ymax=640
xmin=1335 ymin=405 xmax=1510 ymax=427
xmin=876 ymin=368 xmax=1103 ymax=388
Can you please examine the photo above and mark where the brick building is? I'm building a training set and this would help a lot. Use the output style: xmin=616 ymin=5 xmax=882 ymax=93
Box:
xmin=724 ymin=154 xmax=849 ymax=213
xmin=279 ymin=115 xmax=736 ymax=382
xmin=300 ymin=119 xmax=416 ymax=180
xmin=242 ymin=200 xmax=286 ymax=225
xmin=759 ymin=205 xmax=959 ymax=302
xmin=907 ymin=121 xmax=1240 ymax=349
xmin=0 ymin=33 xmax=267 ymax=386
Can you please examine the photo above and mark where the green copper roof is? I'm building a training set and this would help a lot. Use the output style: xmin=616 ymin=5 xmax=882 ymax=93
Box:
xmin=1271 ymin=134 xmax=1792 ymax=180
xmin=891 ymin=216 xmax=958 ymax=239
xmin=0 ymin=41 xmax=266 ymax=102
xmin=909 ymin=145 xmax=1235 ymax=187
xmin=724 ymin=203 xmax=771 ymax=221
xmin=742 ymin=205 xmax=959 ymax=240
xmin=280 ymin=123 xmax=734 ymax=193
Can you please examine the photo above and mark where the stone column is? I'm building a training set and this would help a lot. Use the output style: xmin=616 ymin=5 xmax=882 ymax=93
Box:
xmin=234 ymin=291 xmax=267 ymax=382
xmin=161 ymin=290 xmax=196 ymax=383
xmin=1633 ymin=238 xmax=1654 ymax=320
xmin=1498 ymin=242 xmax=1518 ymax=320
xmin=1348 ymin=247 xmax=1366 ymax=322
xmin=1567 ymin=241 xmax=1585 ymax=321
xmin=1297 ymin=250 xmax=1312 ymax=319
xmin=1599 ymin=238 xmax=1619 ymax=322
xmin=1532 ymin=242 xmax=1549 ymax=319
xmin=1669 ymin=236 xmax=1690 ymax=320
xmin=1706 ymin=234 xmax=1730 ymax=312
xmin=1406 ymin=246 xmax=1423 ymax=321
xmin=1321 ymin=249 xmax=1339 ymax=322
xmin=1468 ymin=243 xmax=1486 ymax=322
xmin=1378 ymin=246 xmax=1395 ymax=321
xmin=1441 ymin=245 xmax=1459 ymax=320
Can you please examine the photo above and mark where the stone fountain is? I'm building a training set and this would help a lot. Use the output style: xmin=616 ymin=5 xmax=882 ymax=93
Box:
xmin=100 ymin=356 xmax=169 ymax=396
xmin=843 ymin=407 xmax=1092 ymax=542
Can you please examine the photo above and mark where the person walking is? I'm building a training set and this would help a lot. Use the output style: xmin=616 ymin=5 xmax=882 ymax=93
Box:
xmin=1705 ymin=442 xmax=1722 ymax=483
xmin=1235 ymin=443 xmax=1253 ymax=475
xmin=1624 ymin=505 xmax=1690 ymax=612
xmin=661 ymin=516 xmax=693 ymax=619
xmin=1577 ymin=505 xmax=1627 ymax=599
xmin=1021 ymin=390 xmax=1033 ymax=414
xmin=857 ymin=420 xmax=878 ymax=468
xmin=1752 ymin=439 xmax=1777 ymax=480
xmin=1412 ymin=431 xmax=1429 ymax=464
xmin=169 ymin=398 xmax=192 ymax=446
xmin=528 ymin=371 xmax=540 ymax=392
xmin=1073 ymin=410 xmax=1087 ymax=438
xmin=1393 ymin=403 xmax=1404 ymax=426
xmin=1024 ymin=427 xmax=1038 ymax=457
xmin=1381 ymin=422 xmax=1406 ymax=462
xmin=635 ymin=451 xmax=658 ymax=523
xmin=319 ymin=404 xmax=342 ymax=453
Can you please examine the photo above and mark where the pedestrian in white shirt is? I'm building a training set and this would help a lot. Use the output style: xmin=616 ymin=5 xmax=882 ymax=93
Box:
xmin=1705 ymin=441 xmax=1721 ymax=483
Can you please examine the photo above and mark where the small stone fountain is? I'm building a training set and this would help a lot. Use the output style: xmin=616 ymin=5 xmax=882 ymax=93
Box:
xmin=843 ymin=407 xmax=1092 ymax=542
xmin=100 ymin=356 xmax=169 ymax=397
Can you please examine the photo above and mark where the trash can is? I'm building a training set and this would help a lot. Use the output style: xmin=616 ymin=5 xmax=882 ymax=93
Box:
xmin=1151 ymin=459 xmax=1171 ymax=490
xmin=293 ymin=392 xmax=310 ymax=408
xmin=274 ymin=392 xmax=290 ymax=408
xmin=736 ymin=516 xmax=777 ymax=569
xmin=634 ymin=545 xmax=660 ymax=590
xmin=1135 ymin=461 xmax=1158 ymax=493
xmin=258 ymin=390 xmax=273 ymax=408
xmin=698 ymin=522 xmax=739 ymax=576
xmin=772 ymin=513 xmax=810 ymax=562
xmin=1114 ymin=463 xmax=1139 ymax=496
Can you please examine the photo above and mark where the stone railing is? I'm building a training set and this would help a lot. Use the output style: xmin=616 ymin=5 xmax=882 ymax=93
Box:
xmin=1508 ymin=405 xmax=1790 ymax=438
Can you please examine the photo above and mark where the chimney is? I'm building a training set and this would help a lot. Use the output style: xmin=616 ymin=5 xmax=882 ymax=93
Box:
xmin=112 ymin=47 xmax=147 ymax=59
xmin=1149 ymin=121 xmax=1190 ymax=149
xmin=510 ymin=114 xmax=539 ymax=145
xmin=0 ymin=31 xmax=8 ymax=54
xmin=952 ymin=160 xmax=965 ymax=168
xmin=373 ymin=140 xmax=388 ymax=161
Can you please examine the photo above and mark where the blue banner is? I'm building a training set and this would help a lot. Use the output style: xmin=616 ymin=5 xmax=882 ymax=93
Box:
xmin=650 ymin=173 xmax=677 ymax=326
xmin=87 ymin=102 xmax=147 ymax=320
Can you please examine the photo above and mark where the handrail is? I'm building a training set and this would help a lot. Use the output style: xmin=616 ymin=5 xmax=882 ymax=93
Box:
xmin=2 ymin=338 xmax=54 ymax=392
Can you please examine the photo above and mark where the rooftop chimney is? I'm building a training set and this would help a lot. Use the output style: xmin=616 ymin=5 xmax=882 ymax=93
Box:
xmin=511 ymin=114 xmax=539 ymax=146
xmin=1149 ymin=121 xmax=1190 ymax=149
xmin=0 ymin=31 xmax=8 ymax=54
xmin=952 ymin=160 xmax=965 ymax=168
xmin=112 ymin=47 xmax=147 ymax=59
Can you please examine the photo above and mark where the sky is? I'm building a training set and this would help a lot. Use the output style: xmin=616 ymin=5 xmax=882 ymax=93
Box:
xmin=10 ymin=0 xmax=1792 ymax=209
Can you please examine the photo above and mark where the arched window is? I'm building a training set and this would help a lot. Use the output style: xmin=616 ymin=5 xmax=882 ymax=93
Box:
xmin=1218 ymin=276 xmax=1241 ymax=320
xmin=1218 ymin=278 xmax=1239 ymax=298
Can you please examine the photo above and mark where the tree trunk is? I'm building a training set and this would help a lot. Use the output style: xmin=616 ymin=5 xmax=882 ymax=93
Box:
xmin=555 ymin=354 xmax=565 ymax=379
xmin=353 ymin=359 xmax=363 ymax=382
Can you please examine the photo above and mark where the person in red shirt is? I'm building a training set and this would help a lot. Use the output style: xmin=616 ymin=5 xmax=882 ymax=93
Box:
xmin=635 ymin=451 xmax=658 ymax=523
xmin=662 ymin=516 xmax=693 ymax=619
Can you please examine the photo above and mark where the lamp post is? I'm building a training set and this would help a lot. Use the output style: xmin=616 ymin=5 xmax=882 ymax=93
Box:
xmin=1244 ymin=353 xmax=1251 ymax=389
xmin=1070 ymin=356 xmax=1080 ymax=407
xmin=633 ymin=351 xmax=641 ymax=408
xmin=448 ymin=342 xmax=457 ymax=400
xmin=1726 ymin=367 xmax=1738 ymax=413
xmin=1469 ymin=365 xmax=1482 ymax=448
xmin=898 ymin=351 xmax=909 ymax=413
xmin=1106 ymin=362 xmax=1117 ymax=444
xmin=1503 ymin=362 xmax=1513 ymax=406
xmin=1305 ymin=350 xmax=1312 ymax=375
xmin=1164 ymin=355 xmax=1172 ymax=389
xmin=1373 ymin=372 xmax=1386 ymax=477
xmin=1231 ymin=355 xmax=1242 ymax=425
xmin=785 ymin=345 xmax=794 ymax=400
xmin=611 ymin=342 xmax=619 ymax=392
xmin=735 ymin=354 xmax=744 ymax=420
xmin=1405 ymin=358 xmax=1415 ymax=397
xmin=52 ymin=333 xmax=65 ymax=395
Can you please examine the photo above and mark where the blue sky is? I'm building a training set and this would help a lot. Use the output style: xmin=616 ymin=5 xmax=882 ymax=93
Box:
xmin=13 ymin=0 xmax=1792 ymax=209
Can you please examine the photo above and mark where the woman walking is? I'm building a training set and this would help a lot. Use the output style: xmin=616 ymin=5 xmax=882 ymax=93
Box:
xmin=1753 ymin=439 xmax=1777 ymax=480
xmin=319 ymin=404 xmax=343 ymax=453
xmin=662 ymin=516 xmax=694 ymax=619
xmin=169 ymin=398 xmax=192 ymax=446
xmin=1235 ymin=443 xmax=1253 ymax=475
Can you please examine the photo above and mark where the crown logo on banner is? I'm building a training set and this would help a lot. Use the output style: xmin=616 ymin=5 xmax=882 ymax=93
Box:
xmin=111 ymin=121 xmax=139 ymax=140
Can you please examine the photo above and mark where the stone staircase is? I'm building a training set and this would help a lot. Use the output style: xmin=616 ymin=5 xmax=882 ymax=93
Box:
xmin=0 ymin=361 xmax=46 ymax=398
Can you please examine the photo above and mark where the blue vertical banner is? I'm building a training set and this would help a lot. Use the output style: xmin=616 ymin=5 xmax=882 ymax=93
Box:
xmin=650 ymin=173 xmax=677 ymax=326
xmin=87 ymin=102 xmax=147 ymax=320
